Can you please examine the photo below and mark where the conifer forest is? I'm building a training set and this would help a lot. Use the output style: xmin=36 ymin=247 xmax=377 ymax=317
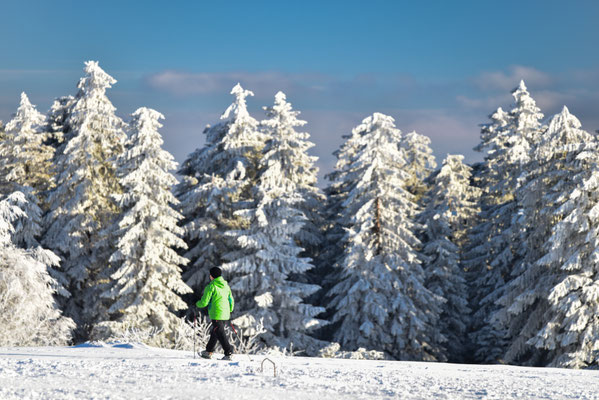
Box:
xmin=2 ymin=61 xmax=598 ymax=369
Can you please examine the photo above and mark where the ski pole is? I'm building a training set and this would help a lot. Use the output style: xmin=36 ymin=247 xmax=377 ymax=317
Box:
xmin=229 ymin=321 xmax=238 ymax=335
xmin=229 ymin=321 xmax=252 ymax=362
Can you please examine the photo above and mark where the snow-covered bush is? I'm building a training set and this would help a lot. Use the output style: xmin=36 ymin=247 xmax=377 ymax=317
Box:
xmin=318 ymin=342 xmax=388 ymax=360
xmin=97 ymin=313 xmax=265 ymax=355
xmin=0 ymin=192 xmax=74 ymax=346
xmin=95 ymin=315 xmax=207 ymax=351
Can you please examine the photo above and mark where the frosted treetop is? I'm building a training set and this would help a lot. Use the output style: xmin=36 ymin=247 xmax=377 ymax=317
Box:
xmin=270 ymin=91 xmax=295 ymax=115
xmin=263 ymin=91 xmax=306 ymax=128
xmin=132 ymin=107 xmax=165 ymax=126
xmin=221 ymin=83 xmax=254 ymax=121
xmin=511 ymin=80 xmax=543 ymax=123
xmin=512 ymin=80 xmax=530 ymax=101
xmin=549 ymin=106 xmax=581 ymax=131
xmin=19 ymin=92 xmax=33 ymax=109
xmin=354 ymin=112 xmax=398 ymax=135
xmin=78 ymin=60 xmax=117 ymax=94
xmin=274 ymin=90 xmax=287 ymax=104
xmin=5 ymin=92 xmax=45 ymax=132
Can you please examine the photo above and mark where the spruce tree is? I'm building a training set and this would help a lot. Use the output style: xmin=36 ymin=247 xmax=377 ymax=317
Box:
xmin=493 ymin=106 xmax=597 ymax=366
xmin=176 ymin=84 xmax=267 ymax=302
xmin=259 ymin=91 xmax=325 ymax=262
xmin=43 ymin=61 xmax=126 ymax=336
xmin=92 ymin=108 xmax=191 ymax=346
xmin=222 ymin=92 xmax=326 ymax=352
xmin=326 ymin=113 xmax=443 ymax=360
xmin=466 ymin=81 xmax=544 ymax=362
xmin=525 ymin=144 xmax=599 ymax=367
xmin=319 ymin=114 xmax=372 ymax=339
xmin=421 ymin=155 xmax=481 ymax=362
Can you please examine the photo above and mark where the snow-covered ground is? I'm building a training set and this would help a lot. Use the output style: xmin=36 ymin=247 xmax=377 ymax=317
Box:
xmin=0 ymin=343 xmax=598 ymax=400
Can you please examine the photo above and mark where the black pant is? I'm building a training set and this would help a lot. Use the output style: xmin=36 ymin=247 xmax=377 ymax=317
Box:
xmin=206 ymin=320 xmax=233 ymax=356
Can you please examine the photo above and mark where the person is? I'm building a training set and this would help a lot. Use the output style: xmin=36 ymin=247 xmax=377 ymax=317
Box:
xmin=196 ymin=267 xmax=235 ymax=360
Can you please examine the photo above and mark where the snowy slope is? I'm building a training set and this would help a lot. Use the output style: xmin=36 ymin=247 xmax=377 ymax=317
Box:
xmin=0 ymin=343 xmax=597 ymax=400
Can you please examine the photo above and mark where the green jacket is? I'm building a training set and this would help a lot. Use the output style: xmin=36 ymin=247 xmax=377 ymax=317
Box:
xmin=196 ymin=276 xmax=234 ymax=320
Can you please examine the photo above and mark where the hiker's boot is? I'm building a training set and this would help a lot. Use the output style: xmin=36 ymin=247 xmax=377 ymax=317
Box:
xmin=199 ymin=351 xmax=213 ymax=359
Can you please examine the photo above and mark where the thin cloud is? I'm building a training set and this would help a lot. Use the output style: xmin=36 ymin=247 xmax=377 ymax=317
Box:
xmin=473 ymin=65 xmax=552 ymax=91
xmin=456 ymin=94 xmax=512 ymax=111
xmin=533 ymin=90 xmax=579 ymax=112
xmin=144 ymin=70 xmax=329 ymax=98
xmin=143 ymin=70 xmax=421 ymax=108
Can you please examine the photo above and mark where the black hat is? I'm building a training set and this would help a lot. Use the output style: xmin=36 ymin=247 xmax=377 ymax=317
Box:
xmin=210 ymin=267 xmax=222 ymax=279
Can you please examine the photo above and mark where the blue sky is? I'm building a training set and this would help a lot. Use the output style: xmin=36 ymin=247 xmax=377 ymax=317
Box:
xmin=1 ymin=0 xmax=598 ymax=179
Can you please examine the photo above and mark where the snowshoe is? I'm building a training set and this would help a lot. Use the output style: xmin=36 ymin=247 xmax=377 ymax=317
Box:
xmin=199 ymin=351 xmax=213 ymax=359
xmin=221 ymin=354 xmax=234 ymax=361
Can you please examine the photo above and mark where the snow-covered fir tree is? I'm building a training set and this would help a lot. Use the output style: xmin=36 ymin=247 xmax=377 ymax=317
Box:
xmin=0 ymin=93 xmax=54 ymax=197
xmin=400 ymin=130 xmax=437 ymax=199
xmin=176 ymin=84 xmax=267 ymax=298
xmin=525 ymin=143 xmax=599 ymax=368
xmin=92 ymin=108 xmax=192 ymax=346
xmin=463 ymin=106 xmax=511 ymax=361
xmin=322 ymin=114 xmax=374 ymax=347
xmin=326 ymin=113 xmax=444 ymax=360
xmin=321 ymin=112 xmax=379 ymax=331
xmin=492 ymin=106 xmax=598 ymax=367
xmin=420 ymin=154 xmax=481 ymax=362
xmin=323 ymin=112 xmax=409 ymax=347
xmin=259 ymin=91 xmax=325 ymax=263
xmin=466 ymin=81 xmax=544 ymax=362
xmin=0 ymin=191 xmax=74 ymax=346
xmin=321 ymin=111 xmax=380 ymax=298
xmin=222 ymin=92 xmax=326 ymax=352
xmin=43 ymin=61 xmax=126 ymax=336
